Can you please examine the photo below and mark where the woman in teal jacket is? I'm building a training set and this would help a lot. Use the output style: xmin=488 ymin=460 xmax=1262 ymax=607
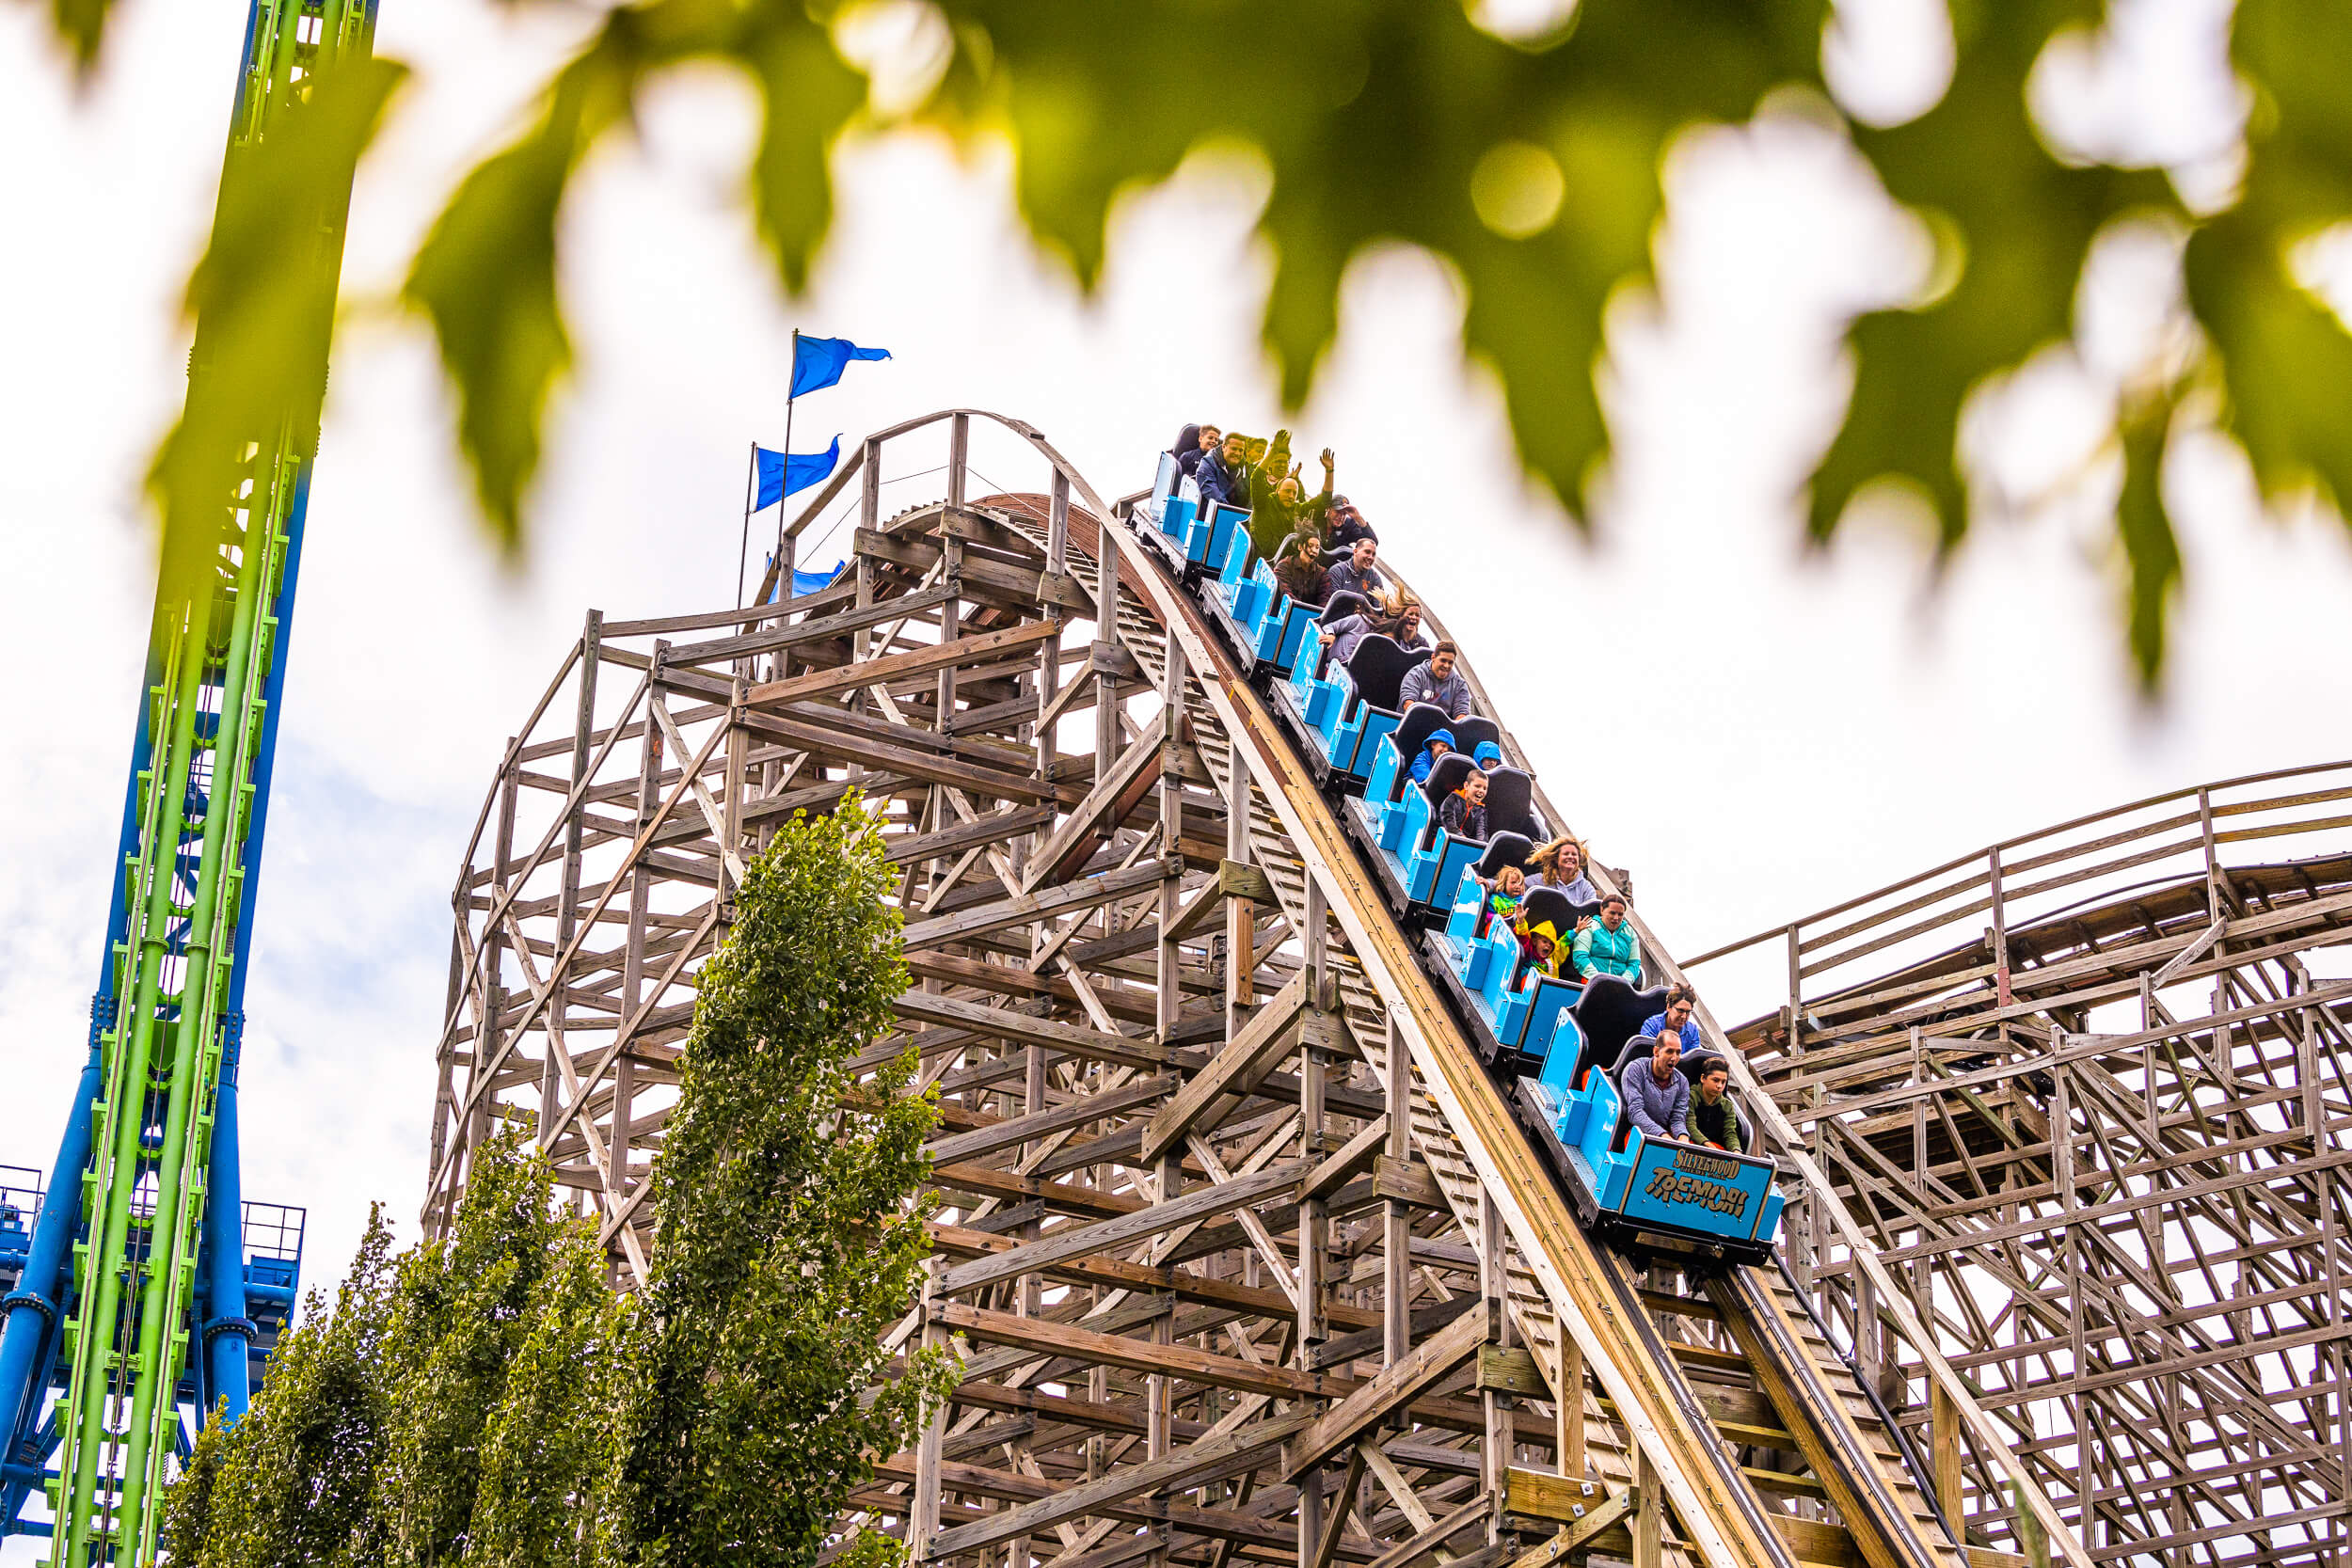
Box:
xmin=1571 ymin=895 xmax=1641 ymax=980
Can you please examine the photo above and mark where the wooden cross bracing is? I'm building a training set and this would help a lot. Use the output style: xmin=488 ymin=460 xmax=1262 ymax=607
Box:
xmin=1697 ymin=764 xmax=2352 ymax=1568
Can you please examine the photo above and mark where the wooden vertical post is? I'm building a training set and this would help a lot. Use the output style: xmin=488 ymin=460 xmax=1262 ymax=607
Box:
xmin=1931 ymin=1378 xmax=1966 ymax=1533
xmin=1096 ymin=524 xmax=1122 ymax=782
xmin=1632 ymin=1446 xmax=1661 ymax=1568
xmin=1225 ymin=750 xmax=1254 ymax=1022
xmin=1156 ymin=631 xmax=1186 ymax=1043
xmin=1384 ymin=1015 xmax=1412 ymax=1369
xmin=1480 ymin=1188 xmax=1514 ymax=1544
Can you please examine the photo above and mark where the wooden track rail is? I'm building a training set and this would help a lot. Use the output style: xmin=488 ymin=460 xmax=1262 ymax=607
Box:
xmin=424 ymin=411 xmax=2090 ymax=1568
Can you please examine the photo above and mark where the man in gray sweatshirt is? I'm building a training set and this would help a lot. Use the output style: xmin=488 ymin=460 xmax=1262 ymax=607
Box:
xmin=1621 ymin=1034 xmax=1690 ymax=1141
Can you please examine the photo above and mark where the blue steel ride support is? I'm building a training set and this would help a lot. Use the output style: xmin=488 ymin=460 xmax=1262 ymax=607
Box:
xmin=0 ymin=2 xmax=376 ymax=1562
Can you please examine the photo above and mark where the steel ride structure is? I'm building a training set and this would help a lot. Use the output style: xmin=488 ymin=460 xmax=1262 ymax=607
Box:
xmin=0 ymin=0 xmax=374 ymax=1559
xmin=1687 ymin=766 xmax=2352 ymax=1568
xmin=425 ymin=410 xmax=2119 ymax=1568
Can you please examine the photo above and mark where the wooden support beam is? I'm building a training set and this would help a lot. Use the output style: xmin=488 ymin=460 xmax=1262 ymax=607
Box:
xmin=1024 ymin=710 xmax=1168 ymax=892
xmin=933 ymin=1301 xmax=1342 ymax=1402
xmin=936 ymin=1159 xmax=1310 ymax=1296
xmin=892 ymin=990 xmax=1172 ymax=1071
xmin=1140 ymin=972 xmax=1313 ymax=1165
xmin=1282 ymin=1299 xmax=1498 ymax=1482
xmin=927 ymin=1409 xmax=1317 ymax=1557
xmin=901 ymin=858 xmax=1176 ymax=951
xmin=923 ymin=1075 xmax=1182 ymax=1164
xmin=1300 ymin=1117 xmax=1391 ymax=1206
xmin=745 ymin=618 xmax=1061 ymax=706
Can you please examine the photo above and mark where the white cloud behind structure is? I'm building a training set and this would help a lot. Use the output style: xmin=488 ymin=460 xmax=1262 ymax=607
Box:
xmin=4 ymin=0 xmax=2352 ymax=1510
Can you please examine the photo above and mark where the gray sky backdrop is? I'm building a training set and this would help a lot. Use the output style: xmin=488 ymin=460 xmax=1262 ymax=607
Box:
xmin=3 ymin=0 xmax=2346 ymax=1480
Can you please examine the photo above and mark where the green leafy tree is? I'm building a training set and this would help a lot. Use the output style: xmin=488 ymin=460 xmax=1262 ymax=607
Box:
xmin=164 ymin=1140 xmax=620 ymax=1567
xmin=40 ymin=0 xmax=2352 ymax=685
xmin=165 ymin=1211 xmax=397 ymax=1567
xmin=374 ymin=1129 xmax=621 ymax=1565
xmin=167 ymin=800 xmax=949 ymax=1566
xmin=606 ymin=797 xmax=955 ymax=1567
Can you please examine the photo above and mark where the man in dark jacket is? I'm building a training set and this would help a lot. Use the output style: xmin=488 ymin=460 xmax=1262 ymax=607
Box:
xmin=1196 ymin=430 xmax=1250 ymax=511
xmin=1326 ymin=498 xmax=1377 ymax=549
xmin=1326 ymin=536 xmax=1385 ymax=602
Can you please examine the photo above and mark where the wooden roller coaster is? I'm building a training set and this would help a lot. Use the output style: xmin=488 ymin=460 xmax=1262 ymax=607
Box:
xmin=426 ymin=410 xmax=2338 ymax=1568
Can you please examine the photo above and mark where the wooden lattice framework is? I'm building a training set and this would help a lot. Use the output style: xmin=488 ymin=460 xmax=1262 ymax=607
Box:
xmin=424 ymin=411 xmax=2094 ymax=1568
xmin=1692 ymin=766 xmax=2352 ymax=1568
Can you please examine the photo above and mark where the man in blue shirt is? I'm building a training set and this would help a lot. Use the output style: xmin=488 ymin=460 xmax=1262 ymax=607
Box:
xmin=1621 ymin=1033 xmax=1690 ymax=1141
xmin=1638 ymin=984 xmax=1704 ymax=1053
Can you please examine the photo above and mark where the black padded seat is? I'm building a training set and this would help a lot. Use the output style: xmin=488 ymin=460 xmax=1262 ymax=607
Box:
xmin=1448 ymin=717 xmax=1502 ymax=755
xmin=1568 ymin=975 xmax=1668 ymax=1092
xmin=1344 ymin=635 xmax=1432 ymax=714
xmin=1481 ymin=768 xmax=1540 ymax=842
xmin=1420 ymin=752 xmax=1478 ymax=812
xmin=1473 ymin=832 xmax=1534 ymax=883
xmin=1388 ymin=704 xmax=1455 ymax=775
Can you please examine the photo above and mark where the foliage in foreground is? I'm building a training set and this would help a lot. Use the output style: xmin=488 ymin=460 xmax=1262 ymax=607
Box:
xmin=46 ymin=0 xmax=2352 ymax=688
xmin=165 ymin=800 xmax=946 ymax=1568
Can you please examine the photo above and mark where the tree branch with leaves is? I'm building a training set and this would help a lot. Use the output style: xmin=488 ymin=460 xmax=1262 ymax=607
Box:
xmin=43 ymin=0 xmax=2352 ymax=684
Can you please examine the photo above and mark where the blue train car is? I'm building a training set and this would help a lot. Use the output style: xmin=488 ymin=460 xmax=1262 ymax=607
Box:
xmin=1508 ymin=977 xmax=1784 ymax=1264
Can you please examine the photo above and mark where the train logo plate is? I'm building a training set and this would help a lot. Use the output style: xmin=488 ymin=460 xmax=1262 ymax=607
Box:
xmin=1619 ymin=1138 xmax=1774 ymax=1241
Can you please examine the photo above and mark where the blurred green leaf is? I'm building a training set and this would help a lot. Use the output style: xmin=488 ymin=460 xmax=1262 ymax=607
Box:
xmin=149 ymin=54 xmax=405 ymax=608
xmin=745 ymin=12 xmax=867 ymax=294
xmin=2116 ymin=393 xmax=2181 ymax=689
xmin=2185 ymin=0 xmax=2352 ymax=521
xmin=1812 ymin=0 xmax=2171 ymax=552
xmin=102 ymin=0 xmax=2352 ymax=676
xmin=405 ymin=25 xmax=647 ymax=554
xmin=43 ymin=0 xmax=111 ymax=76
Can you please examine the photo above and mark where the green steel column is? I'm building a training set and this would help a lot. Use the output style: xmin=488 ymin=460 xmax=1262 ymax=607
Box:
xmin=40 ymin=0 xmax=377 ymax=1558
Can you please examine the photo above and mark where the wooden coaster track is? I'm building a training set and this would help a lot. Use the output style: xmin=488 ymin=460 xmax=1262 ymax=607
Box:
xmin=424 ymin=411 xmax=2096 ymax=1568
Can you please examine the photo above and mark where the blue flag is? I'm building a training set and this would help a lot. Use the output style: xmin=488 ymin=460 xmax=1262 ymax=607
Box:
xmin=790 ymin=335 xmax=891 ymax=399
xmin=755 ymin=435 xmax=841 ymax=510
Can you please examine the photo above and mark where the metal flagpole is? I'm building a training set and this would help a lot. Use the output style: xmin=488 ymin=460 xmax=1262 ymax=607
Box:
xmin=735 ymin=438 xmax=756 ymax=609
xmin=775 ymin=327 xmax=800 ymax=605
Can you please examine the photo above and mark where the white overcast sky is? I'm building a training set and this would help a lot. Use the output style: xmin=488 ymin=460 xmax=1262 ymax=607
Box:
xmin=3 ymin=0 xmax=2347 ymax=1371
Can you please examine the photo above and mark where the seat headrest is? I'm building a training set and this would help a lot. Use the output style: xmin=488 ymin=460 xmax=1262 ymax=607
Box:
xmin=1322 ymin=590 xmax=1372 ymax=626
xmin=1476 ymin=832 xmax=1534 ymax=880
xmin=1483 ymin=768 xmax=1538 ymax=840
xmin=1448 ymin=717 xmax=1501 ymax=753
xmin=1346 ymin=636 xmax=1433 ymax=711
xmin=1572 ymin=976 xmax=1668 ymax=1068
xmin=1519 ymin=886 xmax=1573 ymax=931
xmin=1421 ymin=752 xmax=1479 ymax=807
xmin=1388 ymin=703 xmax=1454 ymax=763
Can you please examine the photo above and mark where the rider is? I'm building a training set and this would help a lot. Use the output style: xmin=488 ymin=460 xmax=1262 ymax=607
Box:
xmin=1621 ymin=1032 xmax=1690 ymax=1141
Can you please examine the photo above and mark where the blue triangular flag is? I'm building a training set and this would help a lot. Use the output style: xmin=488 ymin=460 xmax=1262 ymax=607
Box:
xmin=790 ymin=336 xmax=891 ymax=400
xmin=755 ymin=436 xmax=841 ymax=510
